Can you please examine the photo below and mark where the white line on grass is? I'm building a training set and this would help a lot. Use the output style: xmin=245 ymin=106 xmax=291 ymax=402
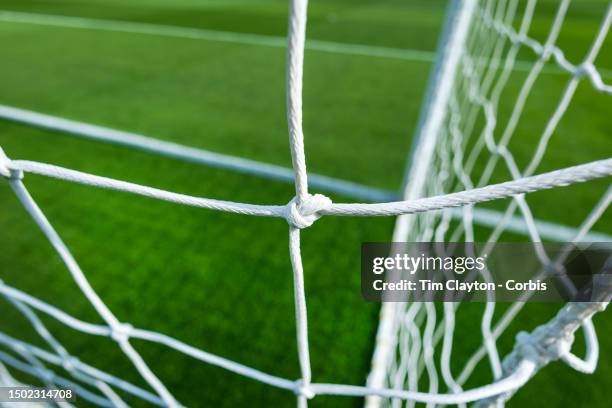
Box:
xmin=1 ymin=10 xmax=611 ymax=77
xmin=0 ymin=104 xmax=609 ymax=242
xmin=452 ymin=207 xmax=612 ymax=242
xmin=0 ymin=104 xmax=395 ymax=203
xmin=0 ymin=10 xmax=435 ymax=63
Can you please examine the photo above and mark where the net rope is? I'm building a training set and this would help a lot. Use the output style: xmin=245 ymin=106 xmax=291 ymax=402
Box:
xmin=367 ymin=1 xmax=612 ymax=407
xmin=0 ymin=0 xmax=611 ymax=406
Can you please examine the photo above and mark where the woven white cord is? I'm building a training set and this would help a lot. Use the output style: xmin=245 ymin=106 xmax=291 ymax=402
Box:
xmin=474 ymin=301 xmax=610 ymax=408
xmin=4 ymin=294 xmax=131 ymax=406
xmin=285 ymin=3 xmax=318 ymax=406
xmin=7 ymin=179 xmax=180 ymax=407
xmin=1 ymin=153 xmax=610 ymax=404
xmin=4 ymin=157 xmax=610 ymax=221
xmin=453 ymin=1 xmax=612 ymax=391
xmin=2 ymin=1 xmax=612 ymax=405
xmin=326 ymin=158 xmax=612 ymax=216
xmin=0 ymin=277 xmax=543 ymax=405
xmin=0 ymin=280 xmax=297 ymax=392
xmin=368 ymin=2 xmax=612 ymax=406
xmin=286 ymin=0 xmax=310 ymax=204
xmin=479 ymin=2 xmax=612 ymax=94
xmin=9 ymin=160 xmax=286 ymax=217
xmin=288 ymin=227 xmax=313 ymax=406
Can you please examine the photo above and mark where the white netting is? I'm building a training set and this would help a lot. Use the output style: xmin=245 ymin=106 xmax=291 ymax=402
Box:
xmin=367 ymin=0 xmax=612 ymax=407
xmin=0 ymin=0 xmax=610 ymax=407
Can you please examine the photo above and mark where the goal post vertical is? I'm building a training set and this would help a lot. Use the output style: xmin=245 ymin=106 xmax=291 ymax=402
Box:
xmin=365 ymin=1 xmax=477 ymax=406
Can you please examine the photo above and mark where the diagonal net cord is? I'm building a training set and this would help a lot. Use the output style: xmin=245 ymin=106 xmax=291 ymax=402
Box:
xmin=0 ymin=283 xmax=297 ymax=393
xmin=3 ymin=295 xmax=130 ymax=407
xmin=1 ymin=0 xmax=612 ymax=406
xmin=4 ymin=176 xmax=180 ymax=407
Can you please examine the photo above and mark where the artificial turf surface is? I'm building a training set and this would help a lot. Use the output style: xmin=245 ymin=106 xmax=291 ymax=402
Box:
xmin=0 ymin=0 xmax=610 ymax=406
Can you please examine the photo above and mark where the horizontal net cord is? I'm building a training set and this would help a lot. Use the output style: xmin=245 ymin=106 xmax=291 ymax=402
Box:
xmin=21 ymin=129 xmax=603 ymax=236
xmin=3 ymin=156 xmax=610 ymax=223
xmin=1 ymin=1 xmax=610 ymax=405
xmin=0 ymin=351 xmax=127 ymax=408
xmin=325 ymin=159 xmax=611 ymax=217
xmin=7 ymin=159 xmax=287 ymax=217
xmin=0 ymin=339 xmax=540 ymax=406
xmin=309 ymin=359 xmax=535 ymax=404
xmin=0 ymin=106 xmax=607 ymax=237
xmin=0 ymin=278 xmax=541 ymax=404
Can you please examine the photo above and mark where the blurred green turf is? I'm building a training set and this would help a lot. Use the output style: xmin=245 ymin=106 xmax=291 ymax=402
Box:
xmin=0 ymin=0 xmax=610 ymax=407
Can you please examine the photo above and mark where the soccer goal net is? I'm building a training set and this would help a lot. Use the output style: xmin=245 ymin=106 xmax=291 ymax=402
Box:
xmin=366 ymin=0 xmax=612 ymax=407
xmin=0 ymin=0 xmax=610 ymax=407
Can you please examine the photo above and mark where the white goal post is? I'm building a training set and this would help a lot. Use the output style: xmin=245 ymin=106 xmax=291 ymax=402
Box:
xmin=0 ymin=0 xmax=610 ymax=407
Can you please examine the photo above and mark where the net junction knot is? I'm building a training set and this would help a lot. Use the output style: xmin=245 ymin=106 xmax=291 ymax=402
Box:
xmin=284 ymin=193 xmax=332 ymax=229
xmin=514 ymin=330 xmax=573 ymax=367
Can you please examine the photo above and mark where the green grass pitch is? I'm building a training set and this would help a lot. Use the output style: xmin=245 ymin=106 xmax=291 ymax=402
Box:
xmin=0 ymin=0 xmax=610 ymax=406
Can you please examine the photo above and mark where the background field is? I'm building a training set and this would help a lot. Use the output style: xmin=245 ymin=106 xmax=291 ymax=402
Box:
xmin=0 ymin=0 xmax=610 ymax=407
